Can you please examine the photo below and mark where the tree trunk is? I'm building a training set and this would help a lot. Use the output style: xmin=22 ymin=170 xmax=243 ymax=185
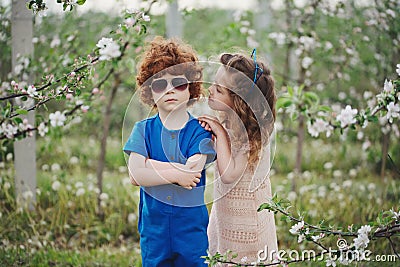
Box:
xmin=283 ymin=0 xmax=293 ymax=86
xmin=96 ymin=74 xmax=120 ymax=217
xmin=166 ymin=0 xmax=182 ymax=38
xmin=12 ymin=0 xmax=36 ymax=208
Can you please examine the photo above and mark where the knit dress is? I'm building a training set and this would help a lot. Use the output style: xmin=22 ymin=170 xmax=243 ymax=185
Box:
xmin=207 ymin=144 xmax=278 ymax=265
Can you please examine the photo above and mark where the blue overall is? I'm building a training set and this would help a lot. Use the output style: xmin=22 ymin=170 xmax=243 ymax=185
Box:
xmin=123 ymin=113 xmax=216 ymax=267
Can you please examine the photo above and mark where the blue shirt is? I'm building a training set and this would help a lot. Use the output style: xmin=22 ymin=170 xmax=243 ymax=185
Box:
xmin=123 ymin=112 xmax=216 ymax=222
xmin=123 ymin=112 xmax=215 ymax=266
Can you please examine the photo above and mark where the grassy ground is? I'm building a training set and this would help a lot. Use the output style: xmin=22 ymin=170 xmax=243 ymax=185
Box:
xmin=0 ymin=246 xmax=141 ymax=267
xmin=0 ymin=135 xmax=399 ymax=266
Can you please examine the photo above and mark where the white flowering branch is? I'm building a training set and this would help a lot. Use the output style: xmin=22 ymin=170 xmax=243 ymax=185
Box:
xmin=205 ymin=194 xmax=400 ymax=266
xmin=0 ymin=8 xmax=152 ymax=141
xmin=277 ymin=72 xmax=399 ymax=139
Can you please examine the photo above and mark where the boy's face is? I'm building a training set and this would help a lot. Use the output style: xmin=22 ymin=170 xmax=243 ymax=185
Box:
xmin=150 ymin=73 xmax=190 ymax=113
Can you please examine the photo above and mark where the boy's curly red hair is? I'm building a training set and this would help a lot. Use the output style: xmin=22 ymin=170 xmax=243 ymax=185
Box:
xmin=136 ymin=36 xmax=203 ymax=107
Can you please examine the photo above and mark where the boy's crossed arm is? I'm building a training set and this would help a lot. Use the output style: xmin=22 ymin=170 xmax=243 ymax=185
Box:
xmin=128 ymin=153 xmax=207 ymax=190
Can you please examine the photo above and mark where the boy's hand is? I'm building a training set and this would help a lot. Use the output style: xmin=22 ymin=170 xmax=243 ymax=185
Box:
xmin=176 ymin=171 xmax=202 ymax=190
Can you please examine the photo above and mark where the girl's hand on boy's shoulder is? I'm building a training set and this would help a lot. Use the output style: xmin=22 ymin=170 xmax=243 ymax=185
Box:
xmin=197 ymin=115 xmax=225 ymax=138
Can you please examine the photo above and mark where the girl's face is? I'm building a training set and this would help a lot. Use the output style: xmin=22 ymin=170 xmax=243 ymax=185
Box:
xmin=208 ymin=67 xmax=234 ymax=111
xmin=151 ymin=72 xmax=190 ymax=113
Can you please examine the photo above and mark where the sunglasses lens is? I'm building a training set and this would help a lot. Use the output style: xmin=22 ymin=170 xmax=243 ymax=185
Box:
xmin=172 ymin=78 xmax=188 ymax=91
xmin=151 ymin=79 xmax=168 ymax=93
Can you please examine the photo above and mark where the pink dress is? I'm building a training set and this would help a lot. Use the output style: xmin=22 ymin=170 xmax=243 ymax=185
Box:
xmin=208 ymin=144 xmax=278 ymax=265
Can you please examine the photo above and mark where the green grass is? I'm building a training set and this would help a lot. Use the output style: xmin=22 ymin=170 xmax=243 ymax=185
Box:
xmin=0 ymin=135 xmax=399 ymax=266
xmin=0 ymin=246 xmax=141 ymax=267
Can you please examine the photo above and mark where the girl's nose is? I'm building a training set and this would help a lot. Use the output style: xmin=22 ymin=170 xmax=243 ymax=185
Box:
xmin=208 ymin=84 xmax=215 ymax=95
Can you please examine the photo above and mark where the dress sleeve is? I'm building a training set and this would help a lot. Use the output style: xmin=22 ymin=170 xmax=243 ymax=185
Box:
xmin=188 ymin=129 xmax=216 ymax=164
xmin=123 ymin=121 xmax=148 ymax=157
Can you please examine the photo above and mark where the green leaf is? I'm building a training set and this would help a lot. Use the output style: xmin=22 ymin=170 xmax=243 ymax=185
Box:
xmin=27 ymin=1 xmax=34 ymax=9
xmin=140 ymin=24 xmax=147 ymax=34
xmin=287 ymin=86 xmax=294 ymax=96
xmin=77 ymin=0 xmax=86 ymax=5
xmin=15 ymin=109 xmax=28 ymax=115
xmin=304 ymin=92 xmax=319 ymax=104
xmin=297 ymin=84 xmax=304 ymax=95
xmin=258 ymin=203 xmax=271 ymax=212
xmin=318 ymin=105 xmax=332 ymax=112
xmin=276 ymin=97 xmax=293 ymax=109
xmin=368 ymin=116 xmax=378 ymax=122
xmin=14 ymin=117 xmax=23 ymax=124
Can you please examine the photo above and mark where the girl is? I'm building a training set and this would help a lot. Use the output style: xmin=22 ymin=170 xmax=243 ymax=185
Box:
xmin=198 ymin=51 xmax=278 ymax=264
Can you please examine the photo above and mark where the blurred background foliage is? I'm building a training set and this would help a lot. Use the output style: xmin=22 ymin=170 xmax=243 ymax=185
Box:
xmin=0 ymin=0 xmax=399 ymax=266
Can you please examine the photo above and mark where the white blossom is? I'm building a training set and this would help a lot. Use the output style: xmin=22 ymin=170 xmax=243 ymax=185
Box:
xmin=390 ymin=208 xmax=400 ymax=221
xmin=6 ymin=153 xmax=12 ymax=161
xmin=67 ymin=35 xmax=75 ymax=42
xmin=307 ymin=118 xmax=329 ymax=137
xmin=22 ymin=190 xmax=34 ymax=200
xmin=50 ymin=36 xmax=61 ymax=48
xmin=326 ymin=258 xmax=336 ymax=267
xmin=126 ymin=8 xmax=139 ymax=14
xmin=357 ymin=225 xmax=372 ymax=235
xmin=128 ymin=213 xmax=137 ymax=224
xmin=396 ymin=64 xmax=400 ymax=76
xmin=383 ymin=79 xmax=394 ymax=93
xmin=311 ymin=233 xmax=324 ymax=242
xmin=124 ymin=17 xmax=136 ymax=28
xmin=51 ymin=163 xmax=61 ymax=172
xmin=142 ymin=13 xmax=151 ymax=22
xmin=336 ymin=105 xmax=358 ymax=127
xmin=49 ymin=111 xmax=66 ymax=127
xmin=99 ymin=192 xmax=109 ymax=201
xmin=52 ymin=180 xmax=61 ymax=191
xmin=37 ymin=122 xmax=48 ymax=137
xmin=386 ymin=9 xmax=396 ymax=18
xmin=246 ymin=36 xmax=259 ymax=48
xmin=353 ymin=234 xmax=370 ymax=249
xmin=27 ymin=85 xmax=38 ymax=98
xmin=1 ymin=123 xmax=18 ymax=139
xmin=76 ymin=188 xmax=85 ymax=197
xmin=287 ymin=191 xmax=297 ymax=202
xmin=96 ymin=38 xmax=121 ymax=61
xmin=299 ymin=36 xmax=316 ymax=51
xmin=386 ymin=102 xmax=400 ymax=123
xmin=325 ymin=41 xmax=333 ymax=50
xmin=268 ymin=32 xmax=286 ymax=46
xmin=338 ymin=254 xmax=350 ymax=265
xmin=289 ymin=221 xmax=304 ymax=235
xmin=301 ymin=56 xmax=313 ymax=69
xmin=69 ymin=156 xmax=79 ymax=164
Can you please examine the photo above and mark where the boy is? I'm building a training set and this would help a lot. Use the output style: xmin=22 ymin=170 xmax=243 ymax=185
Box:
xmin=123 ymin=36 xmax=215 ymax=266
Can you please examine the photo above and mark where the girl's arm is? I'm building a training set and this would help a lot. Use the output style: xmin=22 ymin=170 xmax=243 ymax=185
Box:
xmin=128 ymin=152 xmax=202 ymax=189
xmin=198 ymin=115 xmax=247 ymax=184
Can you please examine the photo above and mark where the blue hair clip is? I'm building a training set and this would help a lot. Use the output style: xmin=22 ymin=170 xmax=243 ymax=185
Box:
xmin=251 ymin=48 xmax=263 ymax=88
